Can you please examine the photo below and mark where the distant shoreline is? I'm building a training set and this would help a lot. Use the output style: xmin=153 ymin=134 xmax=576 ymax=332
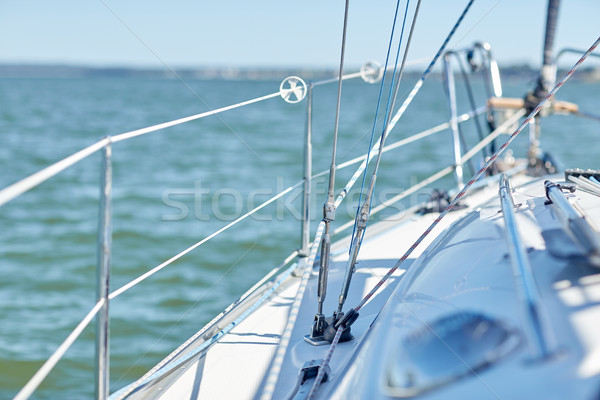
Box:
xmin=0 ymin=63 xmax=598 ymax=81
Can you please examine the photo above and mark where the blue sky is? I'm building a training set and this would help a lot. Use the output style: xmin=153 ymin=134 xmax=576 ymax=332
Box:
xmin=0 ymin=1 xmax=598 ymax=69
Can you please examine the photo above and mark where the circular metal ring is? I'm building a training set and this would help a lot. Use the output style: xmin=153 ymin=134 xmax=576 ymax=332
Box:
xmin=360 ymin=61 xmax=383 ymax=84
xmin=280 ymin=76 xmax=307 ymax=103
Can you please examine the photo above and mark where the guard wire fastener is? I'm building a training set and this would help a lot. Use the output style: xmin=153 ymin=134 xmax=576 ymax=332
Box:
xmin=544 ymin=180 xmax=576 ymax=205
xmin=323 ymin=309 xmax=359 ymax=343
xmin=304 ymin=201 xmax=337 ymax=345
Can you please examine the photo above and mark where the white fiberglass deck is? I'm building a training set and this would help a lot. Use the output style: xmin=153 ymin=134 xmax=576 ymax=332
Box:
xmin=116 ymin=171 xmax=600 ymax=399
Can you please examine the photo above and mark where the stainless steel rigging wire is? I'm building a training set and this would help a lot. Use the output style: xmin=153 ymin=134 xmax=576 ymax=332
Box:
xmin=310 ymin=0 xmax=351 ymax=342
xmin=308 ymin=34 xmax=600 ymax=400
xmin=337 ymin=0 xmax=422 ymax=317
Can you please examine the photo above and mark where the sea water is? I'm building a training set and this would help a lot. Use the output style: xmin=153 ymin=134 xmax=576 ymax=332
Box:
xmin=0 ymin=75 xmax=598 ymax=398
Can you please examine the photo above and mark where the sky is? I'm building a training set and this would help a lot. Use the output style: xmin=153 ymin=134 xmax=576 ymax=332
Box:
xmin=0 ymin=1 xmax=598 ymax=70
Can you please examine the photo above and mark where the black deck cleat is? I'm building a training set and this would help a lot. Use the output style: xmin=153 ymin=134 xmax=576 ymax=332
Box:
xmin=323 ymin=309 xmax=359 ymax=343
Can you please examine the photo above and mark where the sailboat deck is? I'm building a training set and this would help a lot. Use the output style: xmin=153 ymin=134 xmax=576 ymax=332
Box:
xmin=118 ymin=170 xmax=600 ymax=399
xmin=130 ymin=175 xmax=514 ymax=399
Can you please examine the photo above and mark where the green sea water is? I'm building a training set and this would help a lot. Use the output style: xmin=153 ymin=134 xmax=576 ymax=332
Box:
xmin=0 ymin=74 xmax=598 ymax=399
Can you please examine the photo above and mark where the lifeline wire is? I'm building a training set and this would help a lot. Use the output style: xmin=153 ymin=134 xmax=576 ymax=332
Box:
xmin=334 ymin=107 xmax=525 ymax=235
xmin=14 ymin=301 xmax=105 ymax=400
xmin=0 ymin=90 xmax=284 ymax=208
xmin=310 ymin=107 xmax=486 ymax=182
xmin=111 ymin=246 xmax=297 ymax=394
xmin=109 ymin=179 xmax=304 ymax=300
xmin=308 ymin=35 xmax=600 ymax=399
xmin=6 ymin=52 xmax=430 ymax=400
xmin=0 ymin=60 xmax=432 ymax=210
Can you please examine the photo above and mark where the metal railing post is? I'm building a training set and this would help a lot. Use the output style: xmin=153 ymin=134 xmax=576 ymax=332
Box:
xmin=527 ymin=116 xmax=541 ymax=166
xmin=443 ymin=54 xmax=464 ymax=188
xmin=96 ymin=140 xmax=112 ymax=399
xmin=472 ymin=42 xmax=503 ymax=98
xmin=299 ymin=84 xmax=313 ymax=258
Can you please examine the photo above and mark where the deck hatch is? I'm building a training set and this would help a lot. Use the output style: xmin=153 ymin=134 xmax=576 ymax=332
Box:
xmin=383 ymin=311 xmax=519 ymax=397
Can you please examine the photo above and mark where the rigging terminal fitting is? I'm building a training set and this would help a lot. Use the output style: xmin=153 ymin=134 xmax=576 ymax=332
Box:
xmin=304 ymin=201 xmax=336 ymax=345
xmin=305 ymin=198 xmax=369 ymax=346
xmin=337 ymin=201 xmax=370 ymax=314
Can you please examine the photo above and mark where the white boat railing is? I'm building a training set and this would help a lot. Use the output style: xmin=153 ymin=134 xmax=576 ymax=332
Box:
xmin=443 ymin=42 xmax=502 ymax=188
xmin=0 ymin=64 xmax=359 ymax=398
xmin=5 ymin=62 xmax=515 ymax=399
xmin=8 ymin=80 xmax=315 ymax=400
xmin=4 ymin=72 xmax=314 ymax=400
